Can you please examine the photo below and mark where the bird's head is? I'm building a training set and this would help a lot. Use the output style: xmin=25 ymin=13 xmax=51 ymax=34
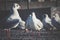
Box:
xmin=27 ymin=14 xmax=32 ymax=19
xmin=31 ymin=12 xmax=36 ymax=17
xmin=29 ymin=14 xmax=32 ymax=17
xmin=12 ymin=3 xmax=21 ymax=10
xmin=43 ymin=14 xmax=48 ymax=18
xmin=55 ymin=13 xmax=59 ymax=17
xmin=45 ymin=14 xmax=48 ymax=17
xmin=53 ymin=13 xmax=59 ymax=18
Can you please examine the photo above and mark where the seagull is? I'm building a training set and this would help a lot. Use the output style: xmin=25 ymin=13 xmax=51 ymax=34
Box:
xmin=42 ymin=14 xmax=56 ymax=31
xmin=26 ymin=12 xmax=43 ymax=31
xmin=52 ymin=13 xmax=60 ymax=30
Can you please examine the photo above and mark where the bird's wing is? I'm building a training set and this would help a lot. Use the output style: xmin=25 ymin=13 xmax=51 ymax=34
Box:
xmin=37 ymin=20 xmax=43 ymax=28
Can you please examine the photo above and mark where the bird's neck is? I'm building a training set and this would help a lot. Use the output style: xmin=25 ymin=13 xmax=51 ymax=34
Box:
xmin=45 ymin=15 xmax=51 ymax=23
xmin=13 ymin=9 xmax=22 ymax=21
xmin=10 ymin=8 xmax=22 ymax=21
xmin=46 ymin=15 xmax=50 ymax=20
xmin=13 ymin=9 xmax=19 ymax=15
xmin=46 ymin=15 xmax=48 ymax=18
xmin=10 ymin=8 xmax=19 ymax=15
xmin=32 ymin=15 xmax=37 ymax=19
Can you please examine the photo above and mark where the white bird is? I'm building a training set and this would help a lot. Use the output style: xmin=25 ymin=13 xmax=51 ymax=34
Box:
xmin=52 ymin=13 xmax=60 ymax=30
xmin=0 ymin=3 xmax=21 ymax=30
xmin=53 ymin=13 xmax=60 ymax=23
xmin=7 ymin=3 xmax=21 ymax=21
xmin=0 ymin=3 xmax=21 ymax=38
xmin=26 ymin=12 xmax=43 ymax=31
xmin=7 ymin=3 xmax=25 ymax=29
xmin=42 ymin=14 xmax=56 ymax=30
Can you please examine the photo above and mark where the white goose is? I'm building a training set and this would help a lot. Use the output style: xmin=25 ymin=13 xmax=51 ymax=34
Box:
xmin=26 ymin=12 xmax=43 ymax=31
